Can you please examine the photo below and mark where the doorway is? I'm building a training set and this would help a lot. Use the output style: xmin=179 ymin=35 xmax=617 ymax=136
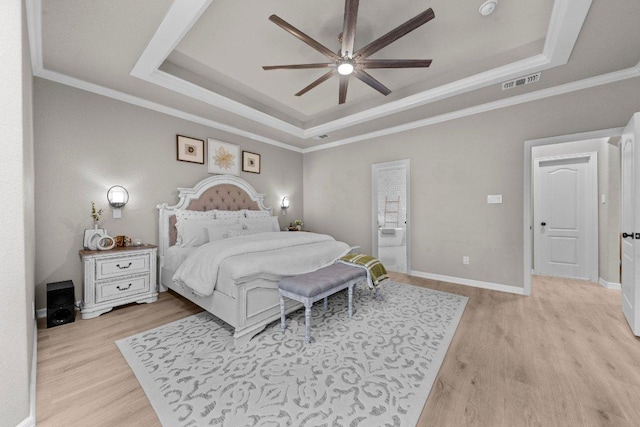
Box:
xmin=533 ymin=152 xmax=598 ymax=281
xmin=372 ymin=160 xmax=410 ymax=274
xmin=524 ymin=129 xmax=624 ymax=295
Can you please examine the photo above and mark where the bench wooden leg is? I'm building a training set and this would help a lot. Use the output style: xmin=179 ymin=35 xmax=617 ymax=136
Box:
xmin=323 ymin=296 xmax=328 ymax=310
xmin=348 ymin=284 xmax=354 ymax=317
xmin=304 ymin=303 xmax=312 ymax=344
xmin=279 ymin=293 xmax=286 ymax=331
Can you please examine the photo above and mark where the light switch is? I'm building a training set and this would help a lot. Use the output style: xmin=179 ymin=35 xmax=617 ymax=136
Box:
xmin=487 ymin=194 xmax=502 ymax=204
xmin=601 ymin=194 xmax=606 ymax=204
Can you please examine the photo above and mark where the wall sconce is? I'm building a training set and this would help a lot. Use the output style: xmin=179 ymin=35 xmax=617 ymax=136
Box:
xmin=281 ymin=196 xmax=290 ymax=214
xmin=107 ymin=185 xmax=129 ymax=219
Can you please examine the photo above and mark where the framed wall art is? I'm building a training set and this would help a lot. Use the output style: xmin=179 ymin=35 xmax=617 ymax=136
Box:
xmin=208 ymin=138 xmax=240 ymax=175
xmin=176 ymin=135 xmax=205 ymax=164
xmin=242 ymin=151 xmax=261 ymax=174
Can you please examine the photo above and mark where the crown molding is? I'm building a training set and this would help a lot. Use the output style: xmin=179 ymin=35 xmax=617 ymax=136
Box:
xmin=304 ymin=65 xmax=640 ymax=153
xmin=34 ymin=67 xmax=302 ymax=153
xmin=27 ymin=0 xmax=623 ymax=155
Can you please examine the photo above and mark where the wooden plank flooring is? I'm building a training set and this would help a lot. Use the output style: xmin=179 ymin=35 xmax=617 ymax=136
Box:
xmin=36 ymin=274 xmax=640 ymax=426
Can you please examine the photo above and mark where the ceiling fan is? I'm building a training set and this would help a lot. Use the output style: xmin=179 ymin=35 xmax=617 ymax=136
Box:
xmin=262 ymin=0 xmax=435 ymax=105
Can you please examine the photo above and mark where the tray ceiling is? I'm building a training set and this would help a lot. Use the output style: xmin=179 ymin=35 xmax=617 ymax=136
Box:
xmin=29 ymin=0 xmax=640 ymax=151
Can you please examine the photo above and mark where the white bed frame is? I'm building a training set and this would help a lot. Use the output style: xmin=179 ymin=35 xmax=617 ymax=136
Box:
xmin=157 ymin=175 xmax=303 ymax=346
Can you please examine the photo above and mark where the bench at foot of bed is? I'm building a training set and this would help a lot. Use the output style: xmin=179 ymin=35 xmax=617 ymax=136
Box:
xmin=278 ymin=263 xmax=367 ymax=344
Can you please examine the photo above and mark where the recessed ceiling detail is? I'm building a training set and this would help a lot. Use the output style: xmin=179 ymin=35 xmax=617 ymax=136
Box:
xmin=261 ymin=0 xmax=435 ymax=105
xmin=28 ymin=0 xmax=640 ymax=153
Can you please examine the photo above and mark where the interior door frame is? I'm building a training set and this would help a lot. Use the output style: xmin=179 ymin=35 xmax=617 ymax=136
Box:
xmin=533 ymin=151 xmax=599 ymax=281
xmin=523 ymin=127 xmax=624 ymax=295
xmin=372 ymin=159 xmax=411 ymax=273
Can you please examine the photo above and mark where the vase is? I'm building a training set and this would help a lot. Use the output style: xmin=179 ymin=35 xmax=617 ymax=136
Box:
xmin=296 ymin=225 xmax=302 ymax=231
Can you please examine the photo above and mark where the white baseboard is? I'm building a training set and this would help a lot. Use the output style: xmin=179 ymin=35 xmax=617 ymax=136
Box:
xmin=36 ymin=300 xmax=82 ymax=319
xmin=409 ymin=270 xmax=528 ymax=295
xmin=599 ymin=278 xmax=621 ymax=290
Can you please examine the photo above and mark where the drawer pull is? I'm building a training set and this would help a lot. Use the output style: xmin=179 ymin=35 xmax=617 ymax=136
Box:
xmin=116 ymin=283 xmax=132 ymax=291
xmin=116 ymin=262 xmax=132 ymax=270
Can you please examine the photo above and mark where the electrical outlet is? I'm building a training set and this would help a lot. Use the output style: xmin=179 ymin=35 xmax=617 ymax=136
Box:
xmin=463 ymin=256 xmax=469 ymax=265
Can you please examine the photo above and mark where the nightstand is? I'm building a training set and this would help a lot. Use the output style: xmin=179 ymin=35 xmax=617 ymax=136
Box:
xmin=78 ymin=245 xmax=158 ymax=319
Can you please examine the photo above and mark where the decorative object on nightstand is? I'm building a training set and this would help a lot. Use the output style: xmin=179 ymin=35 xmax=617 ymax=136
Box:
xmin=84 ymin=201 xmax=107 ymax=250
xmin=78 ymin=245 xmax=158 ymax=319
xmin=294 ymin=219 xmax=303 ymax=231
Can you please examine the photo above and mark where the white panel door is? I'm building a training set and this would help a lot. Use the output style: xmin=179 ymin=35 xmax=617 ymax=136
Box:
xmin=534 ymin=156 xmax=594 ymax=280
xmin=621 ymin=113 xmax=640 ymax=336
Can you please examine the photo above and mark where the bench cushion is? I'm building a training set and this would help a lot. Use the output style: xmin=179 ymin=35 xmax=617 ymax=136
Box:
xmin=279 ymin=263 xmax=365 ymax=298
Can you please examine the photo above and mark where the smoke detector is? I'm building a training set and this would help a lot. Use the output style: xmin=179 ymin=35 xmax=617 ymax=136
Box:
xmin=479 ymin=0 xmax=498 ymax=16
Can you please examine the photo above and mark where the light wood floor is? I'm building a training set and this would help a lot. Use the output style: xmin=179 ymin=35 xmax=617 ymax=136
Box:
xmin=36 ymin=274 xmax=640 ymax=426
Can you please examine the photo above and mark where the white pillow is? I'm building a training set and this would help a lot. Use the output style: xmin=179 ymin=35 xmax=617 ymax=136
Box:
xmin=176 ymin=218 xmax=239 ymax=247
xmin=243 ymin=209 xmax=271 ymax=219
xmin=227 ymin=227 xmax=265 ymax=238
xmin=240 ymin=216 xmax=280 ymax=232
xmin=243 ymin=222 xmax=277 ymax=234
xmin=175 ymin=209 xmax=216 ymax=222
xmin=214 ymin=210 xmax=245 ymax=220
xmin=206 ymin=223 xmax=243 ymax=242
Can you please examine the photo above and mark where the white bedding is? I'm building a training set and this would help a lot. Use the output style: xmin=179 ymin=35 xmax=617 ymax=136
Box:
xmin=172 ymin=232 xmax=350 ymax=297
xmin=164 ymin=245 xmax=198 ymax=272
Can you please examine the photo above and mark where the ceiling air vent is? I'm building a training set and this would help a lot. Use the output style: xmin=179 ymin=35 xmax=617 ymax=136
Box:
xmin=502 ymin=72 xmax=541 ymax=91
xmin=313 ymin=134 xmax=330 ymax=140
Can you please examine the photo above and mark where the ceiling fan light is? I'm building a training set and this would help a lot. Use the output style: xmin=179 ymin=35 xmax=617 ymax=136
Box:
xmin=337 ymin=62 xmax=354 ymax=75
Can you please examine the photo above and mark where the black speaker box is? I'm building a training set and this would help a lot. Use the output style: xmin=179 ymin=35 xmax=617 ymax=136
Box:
xmin=47 ymin=280 xmax=76 ymax=328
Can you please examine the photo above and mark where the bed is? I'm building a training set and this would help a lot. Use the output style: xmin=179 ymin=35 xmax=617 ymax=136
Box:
xmin=157 ymin=175 xmax=351 ymax=346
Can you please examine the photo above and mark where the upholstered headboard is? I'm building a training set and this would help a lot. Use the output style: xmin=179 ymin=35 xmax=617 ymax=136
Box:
xmin=157 ymin=175 xmax=272 ymax=260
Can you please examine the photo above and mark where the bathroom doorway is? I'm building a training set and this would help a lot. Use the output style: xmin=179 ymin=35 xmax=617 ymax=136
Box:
xmin=372 ymin=160 xmax=410 ymax=274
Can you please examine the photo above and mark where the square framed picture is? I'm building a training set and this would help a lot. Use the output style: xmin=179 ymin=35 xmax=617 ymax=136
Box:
xmin=208 ymin=139 xmax=240 ymax=175
xmin=242 ymin=151 xmax=261 ymax=174
xmin=176 ymin=135 xmax=205 ymax=164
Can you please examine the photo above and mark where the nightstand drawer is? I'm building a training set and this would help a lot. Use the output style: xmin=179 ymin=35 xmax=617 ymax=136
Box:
xmin=96 ymin=275 xmax=150 ymax=303
xmin=95 ymin=254 xmax=149 ymax=280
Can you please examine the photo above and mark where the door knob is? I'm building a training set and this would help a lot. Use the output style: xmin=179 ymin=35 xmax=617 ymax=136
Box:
xmin=541 ymin=222 xmax=546 ymax=226
xmin=622 ymin=232 xmax=635 ymax=239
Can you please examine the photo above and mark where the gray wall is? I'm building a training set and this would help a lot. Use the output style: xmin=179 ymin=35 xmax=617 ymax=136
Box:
xmin=0 ymin=0 xmax=35 ymax=425
xmin=34 ymin=78 xmax=304 ymax=310
xmin=532 ymin=138 xmax=620 ymax=284
xmin=304 ymin=78 xmax=640 ymax=290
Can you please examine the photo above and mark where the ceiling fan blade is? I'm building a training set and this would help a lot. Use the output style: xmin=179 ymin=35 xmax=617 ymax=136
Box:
xmin=262 ymin=63 xmax=334 ymax=70
xmin=359 ymin=59 xmax=432 ymax=69
xmin=339 ymin=75 xmax=349 ymax=104
xmin=353 ymin=69 xmax=391 ymax=96
xmin=341 ymin=0 xmax=360 ymax=58
xmin=269 ymin=15 xmax=339 ymax=61
xmin=354 ymin=8 xmax=435 ymax=60
xmin=295 ymin=70 xmax=336 ymax=96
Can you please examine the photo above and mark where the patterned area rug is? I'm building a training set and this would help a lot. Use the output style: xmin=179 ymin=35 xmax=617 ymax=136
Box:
xmin=116 ymin=281 xmax=467 ymax=426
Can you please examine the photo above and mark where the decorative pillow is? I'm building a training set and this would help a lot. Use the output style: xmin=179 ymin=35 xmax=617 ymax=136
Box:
xmin=176 ymin=218 xmax=238 ymax=247
xmin=243 ymin=222 xmax=277 ymax=234
xmin=227 ymin=227 xmax=265 ymax=238
xmin=206 ymin=223 xmax=243 ymax=242
xmin=240 ymin=216 xmax=280 ymax=232
xmin=243 ymin=209 xmax=271 ymax=219
xmin=214 ymin=210 xmax=245 ymax=220
xmin=175 ymin=209 xmax=216 ymax=223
